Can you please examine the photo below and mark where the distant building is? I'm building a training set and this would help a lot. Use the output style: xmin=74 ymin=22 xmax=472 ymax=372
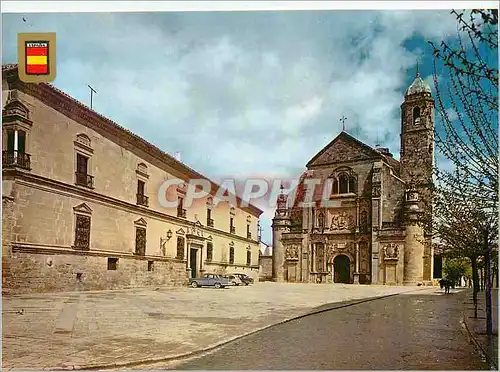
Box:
xmin=1 ymin=64 xmax=263 ymax=294
xmin=272 ymin=70 xmax=439 ymax=285
xmin=259 ymin=241 xmax=273 ymax=281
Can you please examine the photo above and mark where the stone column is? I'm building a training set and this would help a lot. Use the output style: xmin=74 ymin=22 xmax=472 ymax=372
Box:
xmin=403 ymin=190 xmax=425 ymax=286
xmin=186 ymin=242 xmax=191 ymax=278
xmin=272 ymin=215 xmax=290 ymax=282
xmin=14 ymin=129 xmax=18 ymax=163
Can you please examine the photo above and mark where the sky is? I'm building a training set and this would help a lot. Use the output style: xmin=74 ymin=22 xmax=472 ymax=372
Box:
xmin=1 ymin=8 xmax=494 ymax=245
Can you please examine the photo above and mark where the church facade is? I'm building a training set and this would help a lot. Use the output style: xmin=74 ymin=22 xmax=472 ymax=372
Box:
xmin=272 ymin=71 xmax=437 ymax=285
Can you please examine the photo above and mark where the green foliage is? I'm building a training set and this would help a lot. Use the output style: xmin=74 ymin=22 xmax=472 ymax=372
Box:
xmin=444 ymin=258 xmax=469 ymax=282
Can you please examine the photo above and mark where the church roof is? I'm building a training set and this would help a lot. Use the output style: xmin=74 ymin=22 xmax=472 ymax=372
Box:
xmin=290 ymin=131 xmax=401 ymax=208
xmin=405 ymin=72 xmax=431 ymax=97
xmin=306 ymin=131 xmax=399 ymax=169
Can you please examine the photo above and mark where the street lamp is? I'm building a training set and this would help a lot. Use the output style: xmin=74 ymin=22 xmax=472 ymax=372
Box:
xmin=160 ymin=230 xmax=173 ymax=256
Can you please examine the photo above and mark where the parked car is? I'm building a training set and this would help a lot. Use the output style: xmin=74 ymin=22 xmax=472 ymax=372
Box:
xmin=223 ymin=274 xmax=243 ymax=286
xmin=233 ymin=273 xmax=254 ymax=286
xmin=189 ymin=273 xmax=230 ymax=289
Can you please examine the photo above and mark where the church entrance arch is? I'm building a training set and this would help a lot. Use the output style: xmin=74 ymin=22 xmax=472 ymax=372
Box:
xmin=334 ymin=255 xmax=350 ymax=283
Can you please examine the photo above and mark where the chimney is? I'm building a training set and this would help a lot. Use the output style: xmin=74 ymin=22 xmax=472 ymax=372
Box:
xmin=174 ymin=152 xmax=181 ymax=162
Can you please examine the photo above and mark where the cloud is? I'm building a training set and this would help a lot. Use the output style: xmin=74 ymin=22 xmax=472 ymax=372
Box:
xmin=2 ymin=10 xmax=461 ymax=243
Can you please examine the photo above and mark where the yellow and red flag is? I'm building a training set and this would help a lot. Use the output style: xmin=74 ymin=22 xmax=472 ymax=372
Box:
xmin=25 ymin=41 xmax=49 ymax=75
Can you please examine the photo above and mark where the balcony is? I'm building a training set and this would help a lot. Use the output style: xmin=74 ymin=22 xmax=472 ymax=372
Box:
xmin=75 ymin=171 xmax=94 ymax=188
xmin=230 ymin=226 xmax=235 ymax=234
xmin=207 ymin=218 xmax=214 ymax=227
xmin=177 ymin=208 xmax=187 ymax=218
xmin=136 ymin=193 xmax=149 ymax=207
xmin=2 ymin=151 xmax=31 ymax=170
xmin=247 ymin=232 xmax=252 ymax=239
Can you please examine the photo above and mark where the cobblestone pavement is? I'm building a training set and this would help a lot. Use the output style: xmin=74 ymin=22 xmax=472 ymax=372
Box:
xmin=463 ymin=289 xmax=498 ymax=369
xmin=2 ymin=283 xmax=426 ymax=370
xmin=165 ymin=288 xmax=489 ymax=370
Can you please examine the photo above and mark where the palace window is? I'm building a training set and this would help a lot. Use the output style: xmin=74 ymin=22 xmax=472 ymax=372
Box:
xmin=3 ymin=129 xmax=30 ymax=170
xmin=230 ymin=217 xmax=235 ymax=234
xmin=176 ymin=236 xmax=185 ymax=259
xmin=136 ymin=180 xmax=149 ymax=207
xmin=108 ymin=258 xmax=118 ymax=270
xmin=177 ymin=197 xmax=186 ymax=218
xmin=207 ymin=208 xmax=214 ymax=227
xmin=75 ymin=153 xmax=94 ymax=188
xmin=135 ymin=227 xmax=146 ymax=256
xmin=2 ymin=97 xmax=32 ymax=171
xmin=229 ymin=246 xmax=235 ymax=264
xmin=74 ymin=134 xmax=94 ymax=188
xmin=206 ymin=242 xmax=213 ymax=262
xmin=247 ymin=250 xmax=251 ymax=266
xmin=74 ymin=214 xmax=91 ymax=250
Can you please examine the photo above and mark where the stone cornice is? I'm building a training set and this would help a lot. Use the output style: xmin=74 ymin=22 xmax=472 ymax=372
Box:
xmin=11 ymin=242 xmax=185 ymax=262
xmin=3 ymin=66 xmax=262 ymax=218
xmin=4 ymin=168 xmax=259 ymax=247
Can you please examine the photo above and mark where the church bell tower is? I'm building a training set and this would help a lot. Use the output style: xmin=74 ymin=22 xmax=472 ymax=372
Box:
xmin=400 ymin=68 xmax=435 ymax=284
xmin=272 ymin=185 xmax=290 ymax=282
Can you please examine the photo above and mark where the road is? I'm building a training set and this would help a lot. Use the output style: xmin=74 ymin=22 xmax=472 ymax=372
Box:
xmin=165 ymin=289 xmax=489 ymax=370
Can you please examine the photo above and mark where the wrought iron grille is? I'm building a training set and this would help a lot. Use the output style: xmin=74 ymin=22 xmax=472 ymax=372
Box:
xmin=74 ymin=215 xmax=91 ymax=250
xmin=206 ymin=242 xmax=213 ymax=262
xmin=135 ymin=227 xmax=146 ymax=255
xmin=75 ymin=172 xmax=94 ymax=188
xmin=2 ymin=151 xmax=31 ymax=170
xmin=176 ymin=236 xmax=185 ymax=259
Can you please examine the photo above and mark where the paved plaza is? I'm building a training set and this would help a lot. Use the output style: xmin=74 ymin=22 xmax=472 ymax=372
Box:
xmin=2 ymin=283 xmax=427 ymax=370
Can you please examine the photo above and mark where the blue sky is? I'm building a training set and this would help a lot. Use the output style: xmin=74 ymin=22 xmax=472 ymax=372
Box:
xmin=2 ymin=10 xmax=495 ymax=245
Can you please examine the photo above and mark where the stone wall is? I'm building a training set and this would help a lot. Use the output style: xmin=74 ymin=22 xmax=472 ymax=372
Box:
xmin=3 ymin=248 xmax=187 ymax=294
xmin=259 ymin=255 xmax=273 ymax=281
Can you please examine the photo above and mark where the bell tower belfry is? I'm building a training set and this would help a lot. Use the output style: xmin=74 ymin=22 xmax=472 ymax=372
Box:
xmin=272 ymin=185 xmax=290 ymax=282
xmin=400 ymin=68 xmax=435 ymax=284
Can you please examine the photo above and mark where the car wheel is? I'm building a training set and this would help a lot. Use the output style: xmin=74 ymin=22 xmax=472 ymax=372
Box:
xmin=191 ymin=281 xmax=198 ymax=288
xmin=245 ymin=282 xmax=249 ymax=286
xmin=214 ymin=282 xmax=221 ymax=289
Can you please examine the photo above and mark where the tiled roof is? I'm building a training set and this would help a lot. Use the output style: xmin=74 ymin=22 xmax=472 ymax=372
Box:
xmin=1 ymin=63 xmax=264 ymax=216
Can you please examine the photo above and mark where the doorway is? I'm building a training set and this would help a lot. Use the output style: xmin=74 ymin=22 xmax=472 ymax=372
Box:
xmin=334 ymin=255 xmax=350 ymax=283
xmin=190 ymin=248 xmax=198 ymax=278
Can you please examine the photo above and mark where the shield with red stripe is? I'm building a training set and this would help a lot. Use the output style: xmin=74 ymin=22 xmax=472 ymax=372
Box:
xmin=25 ymin=41 xmax=50 ymax=75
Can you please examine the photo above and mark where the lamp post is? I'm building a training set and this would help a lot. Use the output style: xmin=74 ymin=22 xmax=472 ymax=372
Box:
xmin=160 ymin=230 xmax=173 ymax=256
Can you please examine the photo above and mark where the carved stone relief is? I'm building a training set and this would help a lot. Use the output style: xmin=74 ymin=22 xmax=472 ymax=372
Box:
xmin=285 ymin=244 xmax=299 ymax=260
xmin=383 ymin=243 xmax=399 ymax=260
xmin=330 ymin=212 xmax=354 ymax=230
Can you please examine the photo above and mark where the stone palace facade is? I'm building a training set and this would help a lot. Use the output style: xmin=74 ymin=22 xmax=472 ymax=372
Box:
xmin=2 ymin=64 xmax=263 ymax=294
xmin=272 ymin=71 xmax=441 ymax=285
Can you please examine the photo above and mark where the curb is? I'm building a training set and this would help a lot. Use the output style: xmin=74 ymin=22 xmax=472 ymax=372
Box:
xmin=47 ymin=287 xmax=430 ymax=371
xmin=462 ymin=311 xmax=498 ymax=370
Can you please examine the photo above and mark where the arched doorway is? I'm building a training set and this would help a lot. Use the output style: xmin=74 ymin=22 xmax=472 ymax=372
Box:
xmin=334 ymin=255 xmax=350 ymax=283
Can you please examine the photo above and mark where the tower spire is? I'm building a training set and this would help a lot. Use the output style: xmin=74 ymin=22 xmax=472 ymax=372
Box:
xmin=416 ymin=60 xmax=420 ymax=77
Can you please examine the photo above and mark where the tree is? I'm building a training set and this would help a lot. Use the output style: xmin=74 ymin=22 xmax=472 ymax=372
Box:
xmin=443 ymin=257 xmax=468 ymax=286
xmin=429 ymin=9 xmax=498 ymax=208
xmin=427 ymin=9 xmax=498 ymax=341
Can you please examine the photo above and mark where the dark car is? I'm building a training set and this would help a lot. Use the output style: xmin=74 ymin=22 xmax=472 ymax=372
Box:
xmin=233 ymin=273 xmax=254 ymax=286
